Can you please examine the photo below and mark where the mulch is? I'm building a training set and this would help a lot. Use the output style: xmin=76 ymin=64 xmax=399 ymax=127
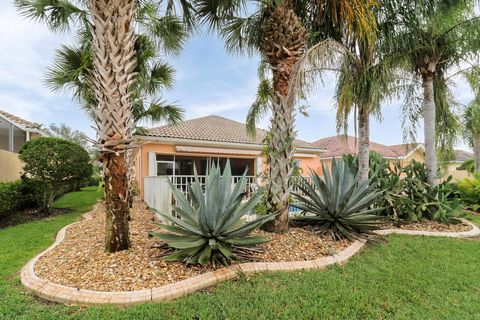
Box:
xmin=382 ymin=220 xmax=472 ymax=232
xmin=35 ymin=201 xmax=351 ymax=292
xmin=35 ymin=201 xmax=473 ymax=292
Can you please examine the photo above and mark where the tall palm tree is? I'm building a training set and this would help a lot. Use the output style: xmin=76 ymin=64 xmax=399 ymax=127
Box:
xmin=464 ymin=69 xmax=480 ymax=172
xmin=16 ymin=0 xmax=193 ymax=252
xmin=200 ymin=0 xmax=308 ymax=233
xmin=204 ymin=0 xmax=380 ymax=232
xmin=46 ymin=30 xmax=185 ymax=208
xmin=385 ymin=0 xmax=480 ymax=186
xmin=88 ymin=0 xmax=136 ymax=252
xmin=274 ymin=0 xmax=379 ymax=182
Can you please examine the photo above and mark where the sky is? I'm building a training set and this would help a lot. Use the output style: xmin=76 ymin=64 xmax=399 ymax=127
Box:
xmin=0 ymin=1 xmax=473 ymax=151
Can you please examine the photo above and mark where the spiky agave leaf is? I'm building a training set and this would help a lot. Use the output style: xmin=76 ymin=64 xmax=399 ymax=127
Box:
xmin=292 ymin=158 xmax=382 ymax=240
xmin=150 ymin=160 xmax=275 ymax=265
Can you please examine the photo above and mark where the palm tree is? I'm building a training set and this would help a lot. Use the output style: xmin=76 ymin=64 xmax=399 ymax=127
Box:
xmin=464 ymin=69 xmax=480 ymax=172
xmin=46 ymin=31 xmax=185 ymax=208
xmin=274 ymin=0 xmax=379 ymax=182
xmin=199 ymin=0 xmax=307 ymax=233
xmin=16 ymin=0 xmax=194 ymax=252
xmin=385 ymin=0 xmax=480 ymax=186
xmin=46 ymin=34 xmax=184 ymax=126
xmin=203 ymin=0 xmax=379 ymax=232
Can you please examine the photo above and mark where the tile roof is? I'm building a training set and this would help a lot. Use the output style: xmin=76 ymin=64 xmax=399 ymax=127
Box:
xmin=389 ymin=143 xmax=422 ymax=157
xmin=0 ymin=109 xmax=40 ymax=129
xmin=313 ymin=135 xmax=422 ymax=159
xmin=453 ymin=149 xmax=473 ymax=162
xmin=142 ymin=115 xmax=322 ymax=150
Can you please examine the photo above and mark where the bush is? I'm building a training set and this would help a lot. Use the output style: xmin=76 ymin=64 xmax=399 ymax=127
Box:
xmin=292 ymin=158 xmax=383 ymax=240
xmin=376 ymin=160 xmax=464 ymax=224
xmin=0 ymin=178 xmax=45 ymax=217
xmin=0 ymin=181 xmax=22 ymax=216
xmin=17 ymin=176 xmax=44 ymax=209
xmin=455 ymin=173 xmax=480 ymax=211
xmin=149 ymin=162 xmax=275 ymax=266
xmin=19 ymin=137 xmax=93 ymax=214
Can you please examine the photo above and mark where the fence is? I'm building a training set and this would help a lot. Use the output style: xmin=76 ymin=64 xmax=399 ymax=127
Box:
xmin=144 ymin=175 xmax=314 ymax=215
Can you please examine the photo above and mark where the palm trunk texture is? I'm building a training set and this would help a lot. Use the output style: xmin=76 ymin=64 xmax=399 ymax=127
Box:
xmin=90 ymin=0 xmax=137 ymax=252
xmin=358 ymin=109 xmax=370 ymax=182
xmin=474 ymin=135 xmax=480 ymax=173
xmin=422 ymin=73 xmax=438 ymax=186
xmin=260 ymin=5 xmax=306 ymax=233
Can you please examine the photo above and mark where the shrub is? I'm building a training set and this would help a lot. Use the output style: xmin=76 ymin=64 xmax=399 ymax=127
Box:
xmin=149 ymin=162 xmax=275 ymax=266
xmin=17 ymin=176 xmax=44 ymax=209
xmin=0 ymin=181 xmax=22 ymax=216
xmin=0 ymin=178 xmax=45 ymax=217
xmin=455 ymin=173 xmax=480 ymax=211
xmin=19 ymin=137 xmax=93 ymax=214
xmin=376 ymin=160 xmax=464 ymax=224
xmin=292 ymin=158 xmax=383 ymax=240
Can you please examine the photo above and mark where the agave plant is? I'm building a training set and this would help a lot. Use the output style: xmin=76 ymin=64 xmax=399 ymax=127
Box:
xmin=149 ymin=162 xmax=275 ymax=266
xmin=292 ymin=158 xmax=382 ymax=240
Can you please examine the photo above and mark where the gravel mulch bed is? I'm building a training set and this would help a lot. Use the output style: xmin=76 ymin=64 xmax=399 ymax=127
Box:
xmin=383 ymin=220 xmax=472 ymax=232
xmin=35 ymin=201 xmax=351 ymax=292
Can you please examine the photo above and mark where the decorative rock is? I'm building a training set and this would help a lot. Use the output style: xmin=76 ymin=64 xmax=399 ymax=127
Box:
xmin=20 ymin=206 xmax=479 ymax=307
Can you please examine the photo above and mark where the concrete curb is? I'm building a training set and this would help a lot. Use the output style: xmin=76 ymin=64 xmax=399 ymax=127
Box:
xmin=372 ymin=219 xmax=480 ymax=238
xmin=20 ymin=207 xmax=479 ymax=306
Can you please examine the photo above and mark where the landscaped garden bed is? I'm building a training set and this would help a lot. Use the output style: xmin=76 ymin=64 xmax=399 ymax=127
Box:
xmin=382 ymin=220 xmax=473 ymax=233
xmin=34 ymin=201 xmax=352 ymax=292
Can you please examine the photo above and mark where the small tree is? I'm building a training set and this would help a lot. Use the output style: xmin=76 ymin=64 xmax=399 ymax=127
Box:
xmin=19 ymin=137 xmax=92 ymax=214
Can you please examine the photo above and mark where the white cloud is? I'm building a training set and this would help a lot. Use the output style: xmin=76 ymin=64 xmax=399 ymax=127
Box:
xmin=0 ymin=3 xmax=77 ymax=124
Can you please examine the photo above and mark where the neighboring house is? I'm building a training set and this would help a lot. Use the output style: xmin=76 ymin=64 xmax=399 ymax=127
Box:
xmin=133 ymin=115 xmax=325 ymax=211
xmin=444 ymin=149 xmax=474 ymax=181
xmin=0 ymin=110 xmax=44 ymax=182
xmin=312 ymin=135 xmax=425 ymax=170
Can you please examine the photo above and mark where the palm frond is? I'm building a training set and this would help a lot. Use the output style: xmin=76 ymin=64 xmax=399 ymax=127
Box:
xmin=15 ymin=0 xmax=88 ymax=32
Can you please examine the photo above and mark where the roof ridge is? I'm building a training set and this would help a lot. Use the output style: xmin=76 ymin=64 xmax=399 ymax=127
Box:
xmin=0 ymin=109 xmax=40 ymax=129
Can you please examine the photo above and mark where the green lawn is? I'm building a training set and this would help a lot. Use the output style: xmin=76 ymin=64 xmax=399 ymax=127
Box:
xmin=1 ymin=188 xmax=480 ymax=319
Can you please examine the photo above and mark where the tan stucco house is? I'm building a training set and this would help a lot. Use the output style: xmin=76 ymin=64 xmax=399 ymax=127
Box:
xmin=133 ymin=117 xmax=436 ymax=212
xmin=133 ymin=115 xmax=325 ymax=210
xmin=444 ymin=149 xmax=473 ymax=181
xmin=312 ymin=135 xmax=425 ymax=171
xmin=0 ymin=109 xmax=44 ymax=182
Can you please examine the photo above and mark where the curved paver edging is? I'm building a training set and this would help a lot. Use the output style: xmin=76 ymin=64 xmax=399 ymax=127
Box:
xmin=373 ymin=219 xmax=480 ymax=238
xmin=20 ymin=207 xmax=480 ymax=306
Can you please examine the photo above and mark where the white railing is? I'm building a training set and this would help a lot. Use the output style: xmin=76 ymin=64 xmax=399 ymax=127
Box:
xmin=144 ymin=175 xmax=257 ymax=213
xmin=170 ymin=175 xmax=257 ymax=199
xmin=144 ymin=174 xmax=315 ymax=214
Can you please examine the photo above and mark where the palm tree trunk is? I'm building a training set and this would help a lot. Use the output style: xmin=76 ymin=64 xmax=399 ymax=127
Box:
xmin=103 ymin=152 xmax=130 ymax=250
xmin=358 ymin=108 xmax=370 ymax=182
xmin=260 ymin=5 xmax=306 ymax=233
xmin=474 ymin=135 xmax=480 ymax=173
xmin=126 ymin=149 xmax=135 ymax=210
xmin=422 ymin=73 xmax=438 ymax=186
xmin=264 ymin=95 xmax=295 ymax=233
xmin=89 ymin=0 xmax=137 ymax=252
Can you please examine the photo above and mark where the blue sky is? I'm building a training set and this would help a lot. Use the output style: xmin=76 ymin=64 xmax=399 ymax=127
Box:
xmin=0 ymin=1 xmax=473 ymax=150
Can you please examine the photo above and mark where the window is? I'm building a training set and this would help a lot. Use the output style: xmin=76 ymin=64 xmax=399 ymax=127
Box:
xmin=175 ymin=156 xmax=194 ymax=175
xmin=157 ymin=162 xmax=174 ymax=175
xmin=293 ymin=159 xmax=302 ymax=175
xmin=155 ymin=154 xmax=255 ymax=176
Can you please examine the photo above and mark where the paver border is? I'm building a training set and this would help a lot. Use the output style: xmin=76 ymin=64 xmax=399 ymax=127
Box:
xmin=20 ymin=205 xmax=480 ymax=306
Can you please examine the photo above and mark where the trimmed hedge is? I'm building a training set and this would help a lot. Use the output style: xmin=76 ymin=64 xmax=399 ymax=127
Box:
xmin=0 ymin=181 xmax=22 ymax=216
xmin=0 ymin=177 xmax=68 ymax=217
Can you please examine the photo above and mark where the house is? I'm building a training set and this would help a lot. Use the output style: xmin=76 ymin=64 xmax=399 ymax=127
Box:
xmin=444 ymin=149 xmax=473 ymax=181
xmin=312 ymin=135 xmax=425 ymax=169
xmin=133 ymin=115 xmax=325 ymax=211
xmin=0 ymin=110 xmax=44 ymax=182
